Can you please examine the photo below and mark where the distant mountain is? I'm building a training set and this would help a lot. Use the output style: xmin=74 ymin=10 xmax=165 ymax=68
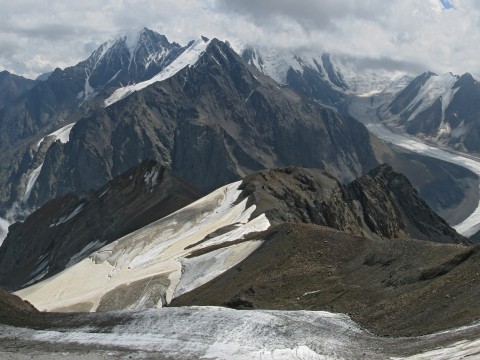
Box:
xmin=0 ymin=160 xmax=203 ymax=291
xmin=35 ymin=72 xmax=52 ymax=81
xmin=22 ymin=37 xmax=379 ymax=210
xmin=0 ymin=70 xmax=36 ymax=110
xmin=241 ymin=47 xmax=348 ymax=109
xmin=387 ymin=71 xmax=480 ymax=152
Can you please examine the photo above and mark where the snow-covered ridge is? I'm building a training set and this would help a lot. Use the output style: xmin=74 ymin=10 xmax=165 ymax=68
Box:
xmin=104 ymin=37 xmax=211 ymax=107
xmin=243 ymin=47 xmax=346 ymax=91
xmin=405 ymin=73 xmax=459 ymax=122
xmin=16 ymin=181 xmax=270 ymax=312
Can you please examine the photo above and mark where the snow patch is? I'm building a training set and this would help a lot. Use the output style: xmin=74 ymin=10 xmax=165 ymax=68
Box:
xmin=104 ymin=37 xmax=211 ymax=107
xmin=37 ymin=123 xmax=75 ymax=148
xmin=0 ymin=217 xmax=10 ymax=247
xmin=144 ymin=169 xmax=159 ymax=188
xmin=49 ymin=203 xmax=85 ymax=228
xmin=174 ymin=240 xmax=264 ymax=298
xmin=23 ymin=163 xmax=43 ymax=203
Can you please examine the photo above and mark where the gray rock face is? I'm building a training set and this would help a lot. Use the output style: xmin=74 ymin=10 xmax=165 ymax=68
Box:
xmin=240 ymin=164 xmax=468 ymax=244
xmin=26 ymin=38 xmax=378 ymax=208
xmin=0 ymin=160 xmax=203 ymax=291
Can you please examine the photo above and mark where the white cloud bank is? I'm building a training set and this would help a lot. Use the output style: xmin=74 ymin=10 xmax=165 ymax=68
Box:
xmin=0 ymin=0 xmax=478 ymax=78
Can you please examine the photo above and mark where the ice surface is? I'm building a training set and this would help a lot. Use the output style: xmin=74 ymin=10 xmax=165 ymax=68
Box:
xmin=22 ymin=307 xmax=368 ymax=359
xmin=17 ymin=181 xmax=271 ymax=311
xmin=104 ymin=37 xmax=211 ymax=107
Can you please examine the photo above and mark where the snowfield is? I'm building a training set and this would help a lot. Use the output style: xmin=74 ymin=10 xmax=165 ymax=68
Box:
xmin=2 ymin=307 xmax=480 ymax=359
xmin=16 ymin=181 xmax=270 ymax=312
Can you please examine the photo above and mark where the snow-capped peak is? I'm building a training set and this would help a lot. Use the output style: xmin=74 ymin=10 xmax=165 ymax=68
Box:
xmin=104 ymin=37 xmax=211 ymax=107
xmin=405 ymin=72 xmax=459 ymax=122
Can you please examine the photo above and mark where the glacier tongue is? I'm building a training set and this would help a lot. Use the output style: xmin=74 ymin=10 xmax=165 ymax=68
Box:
xmin=104 ymin=37 xmax=211 ymax=107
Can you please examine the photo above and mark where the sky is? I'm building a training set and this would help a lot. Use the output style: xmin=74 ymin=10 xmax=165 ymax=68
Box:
xmin=0 ymin=0 xmax=477 ymax=78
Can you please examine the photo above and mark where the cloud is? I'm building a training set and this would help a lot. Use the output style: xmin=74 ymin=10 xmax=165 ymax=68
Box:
xmin=0 ymin=0 xmax=479 ymax=78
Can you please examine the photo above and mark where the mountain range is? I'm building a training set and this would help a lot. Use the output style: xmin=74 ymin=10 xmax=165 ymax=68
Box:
xmin=2 ymin=27 xmax=480 ymax=359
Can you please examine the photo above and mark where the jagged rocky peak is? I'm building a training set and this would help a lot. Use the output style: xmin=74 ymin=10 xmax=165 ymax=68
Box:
xmin=78 ymin=27 xmax=186 ymax=98
xmin=240 ymin=164 xmax=468 ymax=244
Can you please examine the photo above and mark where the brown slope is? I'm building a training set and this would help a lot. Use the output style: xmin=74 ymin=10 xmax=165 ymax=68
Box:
xmin=171 ymin=223 xmax=480 ymax=337
xmin=238 ymin=164 xmax=467 ymax=244
xmin=0 ymin=160 xmax=204 ymax=291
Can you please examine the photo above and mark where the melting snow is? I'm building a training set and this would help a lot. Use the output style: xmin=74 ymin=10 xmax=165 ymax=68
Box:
xmin=104 ymin=37 xmax=211 ymax=107
xmin=17 ymin=181 xmax=271 ymax=312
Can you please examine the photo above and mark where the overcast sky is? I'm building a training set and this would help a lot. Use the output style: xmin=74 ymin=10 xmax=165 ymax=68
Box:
xmin=0 ymin=0 xmax=476 ymax=78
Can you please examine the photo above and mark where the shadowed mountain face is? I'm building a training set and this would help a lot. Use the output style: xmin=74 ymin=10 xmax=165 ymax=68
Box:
xmin=0 ymin=160 xmax=203 ymax=291
xmin=24 ymin=38 xmax=378 ymax=209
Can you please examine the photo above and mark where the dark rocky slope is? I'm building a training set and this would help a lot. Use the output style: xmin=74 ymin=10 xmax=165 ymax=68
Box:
xmin=0 ymin=160 xmax=203 ymax=291
xmin=172 ymin=223 xmax=480 ymax=337
xmin=371 ymin=136 xmax=479 ymax=225
xmin=28 ymin=38 xmax=378 ymax=209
